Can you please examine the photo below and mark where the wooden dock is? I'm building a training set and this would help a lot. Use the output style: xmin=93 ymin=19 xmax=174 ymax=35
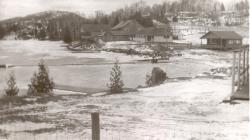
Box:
xmin=229 ymin=45 xmax=249 ymax=100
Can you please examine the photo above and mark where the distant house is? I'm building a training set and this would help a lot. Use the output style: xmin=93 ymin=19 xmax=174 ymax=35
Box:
xmin=177 ymin=11 xmax=199 ymax=21
xmin=133 ymin=27 xmax=173 ymax=43
xmin=111 ymin=19 xmax=144 ymax=41
xmin=200 ymin=31 xmax=243 ymax=50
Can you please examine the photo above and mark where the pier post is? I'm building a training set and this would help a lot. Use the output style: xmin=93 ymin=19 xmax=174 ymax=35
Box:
xmin=91 ymin=112 xmax=100 ymax=140
xmin=247 ymin=47 xmax=249 ymax=83
xmin=237 ymin=51 xmax=241 ymax=91
xmin=231 ymin=52 xmax=236 ymax=97
xmin=243 ymin=49 xmax=246 ymax=85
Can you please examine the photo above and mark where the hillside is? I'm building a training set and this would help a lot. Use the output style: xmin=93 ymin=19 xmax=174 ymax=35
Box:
xmin=0 ymin=11 xmax=90 ymax=41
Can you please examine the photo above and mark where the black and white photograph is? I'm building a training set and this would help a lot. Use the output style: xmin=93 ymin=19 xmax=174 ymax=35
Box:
xmin=0 ymin=0 xmax=249 ymax=139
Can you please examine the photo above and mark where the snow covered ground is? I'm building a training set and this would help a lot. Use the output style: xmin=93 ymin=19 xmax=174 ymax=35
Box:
xmin=0 ymin=78 xmax=248 ymax=140
xmin=0 ymin=40 xmax=249 ymax=140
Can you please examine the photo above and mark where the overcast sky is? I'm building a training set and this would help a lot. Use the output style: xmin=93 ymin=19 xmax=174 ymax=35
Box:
xmin=0 ymin=0 xmax=241 ymax=20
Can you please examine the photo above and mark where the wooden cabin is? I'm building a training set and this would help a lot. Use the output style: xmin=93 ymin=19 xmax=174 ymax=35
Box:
xmin=200 ymin=31 xmax=243 ymax=50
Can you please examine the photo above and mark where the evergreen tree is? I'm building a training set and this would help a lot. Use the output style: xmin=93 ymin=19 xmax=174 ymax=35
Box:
xmin=108 ymin=59 xmax=124 ymax=93
xmin=27 ymin=60 xmax=54 ymax=96
xmin=39 ymin=29 xmax=46 ymax=40
xmin=5 ymin=73 xmax=19 ymax=96
xmin=112 ymin=16 xmax=120 ymax=27
xmin=63 ymin=26 xmax=72 ymax=44
xmin=220 ymin=3 xmax=225 ymax=11
xmin=0 ymin=25 xmax=5 ymax=39
xmin=100 ymin=16 xmax=109 ymax=24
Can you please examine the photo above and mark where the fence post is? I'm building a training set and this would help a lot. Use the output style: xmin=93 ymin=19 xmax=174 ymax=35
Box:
xmin=91 ymin=112 xmax=100 ymax=140
xmin=231 ymin=52 xmax=236 ymax=98
xmin=243 ymin=48 xmax=246 ymax=85
xmin=247 ymin=47 xmax=249 ymax=83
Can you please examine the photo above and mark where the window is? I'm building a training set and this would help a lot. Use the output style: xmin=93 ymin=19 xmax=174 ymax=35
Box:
xmin=228 ymin=40 xmax=233 ymax=44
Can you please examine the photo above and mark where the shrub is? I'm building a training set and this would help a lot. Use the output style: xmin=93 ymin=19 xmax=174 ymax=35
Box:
xmin=146 ymin=67 xmax=167 ymax=87
xmin=5 ymin=73 xmax=19 ymax=96
xmin=108 ymin=59 xmax=124 ymax=93
xmin=27 ymin=60 xmax=54 ymax=96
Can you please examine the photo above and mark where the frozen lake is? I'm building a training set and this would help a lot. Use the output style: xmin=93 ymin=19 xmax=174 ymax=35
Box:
xmin=0 ymin=40 xmax=225 ymax=95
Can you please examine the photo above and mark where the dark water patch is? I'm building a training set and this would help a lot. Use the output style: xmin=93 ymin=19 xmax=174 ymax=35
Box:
xmin=84 ymin=105 xmax=99 ymax=109
xmin=0 ymin=129 xmax=9 ymax=138
xmin=22 ymin=127 xmax=57 ymax=134
xmin=0 ymin=96 xmax=33 ymax=107
xmin=55 ymin=84 xmax=106 ymax=94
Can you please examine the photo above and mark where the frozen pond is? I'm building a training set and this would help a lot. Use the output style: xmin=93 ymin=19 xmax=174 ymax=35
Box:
xmin=0 ymin=40 xmax=228 ymax=95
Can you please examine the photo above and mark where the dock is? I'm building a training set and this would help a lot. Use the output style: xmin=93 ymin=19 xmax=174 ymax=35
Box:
xmin=229 ymin=45 xmax=249 ymax=101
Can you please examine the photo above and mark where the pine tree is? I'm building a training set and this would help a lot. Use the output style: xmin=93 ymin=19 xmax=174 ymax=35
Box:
xmin=39 ymin=28 xmax=46 ymax=40
xmin=112 ymin=16 xmax=120 ymax=27
xmin=27 ymin=60 xmax=54 ymax=96
xmin=100 ymin=16 xmax=109 ymax=24
xmin=5 ymin=73 xmax=19 ymax=96
xmin=63 ymin=26 xmax=72 ymax=44
xmin=108 ymin=59 xmax=124 ymax=93
xmin=220 ymin=3 xmax=225 ymax=11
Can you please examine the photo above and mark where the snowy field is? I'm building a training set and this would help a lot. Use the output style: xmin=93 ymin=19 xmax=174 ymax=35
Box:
xmin=0 ymin=40 xmax=249 ymax=139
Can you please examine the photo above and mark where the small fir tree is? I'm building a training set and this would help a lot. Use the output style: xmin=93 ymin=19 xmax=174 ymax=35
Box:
xmin=108 ymin=59 xmax=124 ymax=93
xmin=27 ymin=60 xmax=54 ymax=96
xmin=5 ymin=73 xmax=19 ymax=96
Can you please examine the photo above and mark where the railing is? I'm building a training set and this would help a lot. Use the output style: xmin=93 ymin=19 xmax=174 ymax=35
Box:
xmin=231 ymin=45 xmax=249 ymax=99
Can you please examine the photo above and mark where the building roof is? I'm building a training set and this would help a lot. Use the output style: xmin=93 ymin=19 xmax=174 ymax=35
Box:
xmin=112 ymin=19 xmax=140 ymax=30
xmin=135 ymin=27 xmax=172 ymax=36
xmin=200 ymin=31 xmax=243 ymax=39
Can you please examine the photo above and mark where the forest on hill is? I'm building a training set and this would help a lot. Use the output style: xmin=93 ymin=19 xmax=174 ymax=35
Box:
xmin=0 ymin=0 xmax=248 ymax=41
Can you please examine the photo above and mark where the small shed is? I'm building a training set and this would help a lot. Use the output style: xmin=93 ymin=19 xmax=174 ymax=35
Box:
xmin=200 ymin=31 xmax=243 ymax=50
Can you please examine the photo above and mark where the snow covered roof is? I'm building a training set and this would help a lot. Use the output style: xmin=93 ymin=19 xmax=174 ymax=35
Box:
xmin=200 ymin=31 xmax=243 ymax=40
xmin=112 ymin=19 xmax=139 ymax=30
